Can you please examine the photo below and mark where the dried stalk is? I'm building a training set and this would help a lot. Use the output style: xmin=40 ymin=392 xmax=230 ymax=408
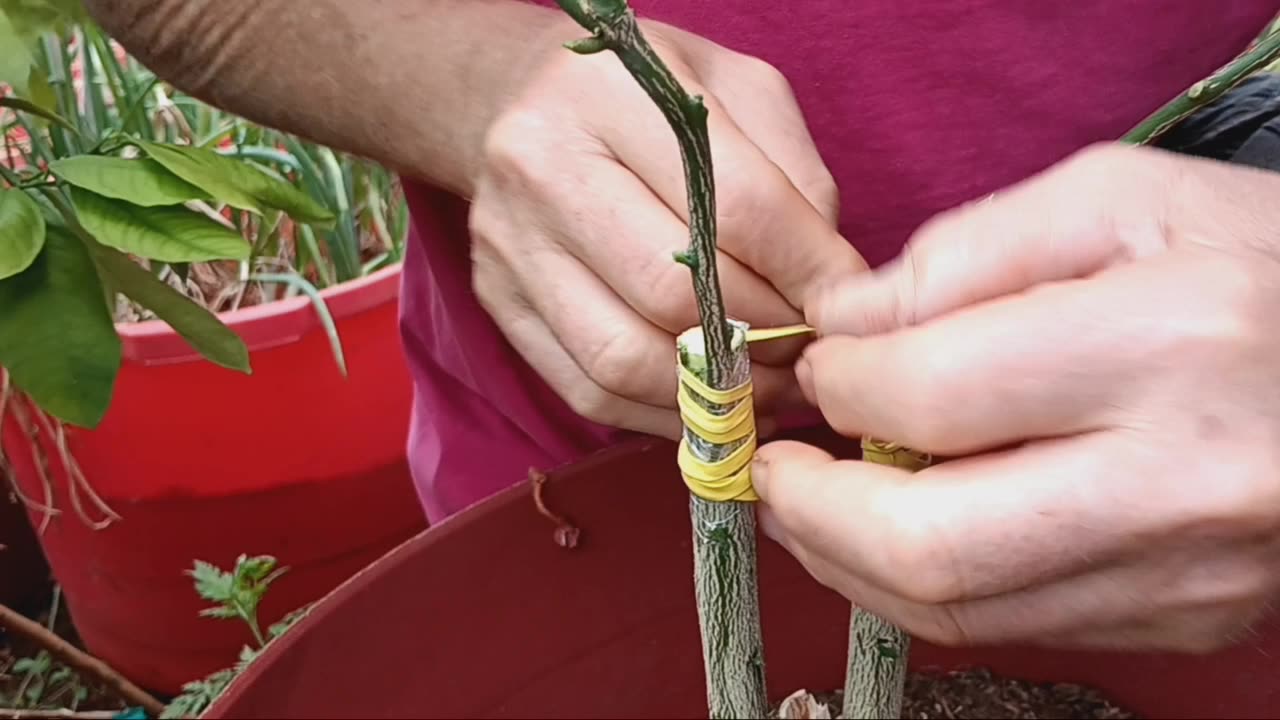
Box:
xmin=553 ymin=1 xmax=766 ymax=717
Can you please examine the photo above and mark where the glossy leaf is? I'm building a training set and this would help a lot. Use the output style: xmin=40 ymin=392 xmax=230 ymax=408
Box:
xmin=72 ymin=187 xmax=250 ymax=263
xmin=0 ymin=188 xmax=45 ymax=279
xmin=138 ymin=141 xmax=336 ymax=226
xmin=52 ymin=156 xmax=210 ymax=206
xmin=89 ymin=242 xmax=250 ymax=373
xmin=0 ymin=226 xmax=121 ymax=428
xmin=0 ymin=8 xmax=34 ymax=97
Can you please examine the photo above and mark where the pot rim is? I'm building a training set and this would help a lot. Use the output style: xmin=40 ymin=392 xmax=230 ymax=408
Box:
xmin=114 ymin=262 xmax=403 ymax=366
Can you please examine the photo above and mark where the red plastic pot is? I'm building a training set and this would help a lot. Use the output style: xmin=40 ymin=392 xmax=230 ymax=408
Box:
xmin=207 ymin=428 xmax=1280 ymax=720
xmin=0 ymin=263 xmax=427 ymax=695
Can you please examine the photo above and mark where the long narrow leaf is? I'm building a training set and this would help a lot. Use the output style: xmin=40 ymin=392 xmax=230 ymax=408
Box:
xmin=249 ymin=272 xmax=346 ymax=376
xmin=0 ymin=96 xmax=76 ymax=132
xmin=88 ymin=243 xmax=251 ymax=373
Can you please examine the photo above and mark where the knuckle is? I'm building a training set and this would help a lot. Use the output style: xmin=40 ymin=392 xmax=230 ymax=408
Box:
xmin=481 ymin=107 xmax=559 ymax=183
xmin=913 ymin=606 xmax=974 ymax=648
xmin=580 ymin=327 xmax=643 ymax=401
xmin=1058 ymin=141 xmax=1152 ymax=186
xmin=739 ymin=54 xmax=794 ymax=96
xmin=562 ymin=381 xmax=618 ymax=426
xmin=640 ymin=253 xmax=698 ymax=330
xmin=806 ymin=169 xmax=841 ymax=220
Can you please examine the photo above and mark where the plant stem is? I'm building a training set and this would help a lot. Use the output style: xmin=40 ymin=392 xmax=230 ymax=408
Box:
xmin=0 ymin=603 xmax=165 ymax=717
xmin=555 ymin=0 xmax=734 ymax=383
xmin=1122 ymin=20 xmax=1280 ymax=144
xmin=841 ymin=441 xmax=931 ymax=719
xmin=554 ymin=2 xmax=766 ymax=717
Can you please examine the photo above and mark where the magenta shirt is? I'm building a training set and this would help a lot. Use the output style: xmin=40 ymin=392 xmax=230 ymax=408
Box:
xmin=399 ymin=1 xmax=1279 ymax=522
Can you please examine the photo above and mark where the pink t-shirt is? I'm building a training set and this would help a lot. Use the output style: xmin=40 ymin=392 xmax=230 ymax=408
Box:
xmin=399 ymin=0 xmax=1279 ymax=522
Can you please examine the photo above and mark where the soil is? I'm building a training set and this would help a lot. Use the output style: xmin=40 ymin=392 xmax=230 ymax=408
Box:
xmin=781 ymin=668 xmax=1139 ymax=719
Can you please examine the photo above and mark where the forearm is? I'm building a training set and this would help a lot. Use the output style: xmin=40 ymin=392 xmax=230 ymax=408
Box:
xmin=81 ymin=0 xmax=568 ymax=196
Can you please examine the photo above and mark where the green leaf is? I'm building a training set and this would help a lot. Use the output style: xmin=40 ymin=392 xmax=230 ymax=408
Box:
xmin=234 ymin=555 xmax=279 ymax=583
xmin=87 ymin=243 xmax=250 ymax=373
xmin=268 ymin=604 xmax=311 ymax=640
xmin=72 ymin=187 xmax=250 ymax=263
xmin=138 ymin=141 xmax=336 ymax=226
xmin=52 ymin=156 xmax=210 ymax=206
xmin=198 ymin=606 xmax=239 ymax=620
xmin=0 ymin=225 xmax=121 ymax=428
xmin=0 ymin=94 xmax=74 ymax=131
xmin=0 ymin=8 xmax=35 ymax=97
xmin=25 ymin=64 xmax=55 ymax=114
xmin=0 ymin=188 xmax=45 ymax=279
xmin=1 ymin=0 xmax=85 ymax=40
xmin=187 ymin=560 xmax=235 ymax=603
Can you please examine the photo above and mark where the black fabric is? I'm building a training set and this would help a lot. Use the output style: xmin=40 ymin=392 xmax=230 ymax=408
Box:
xmin=1155 ymin=73 xmax=1280 ymax=171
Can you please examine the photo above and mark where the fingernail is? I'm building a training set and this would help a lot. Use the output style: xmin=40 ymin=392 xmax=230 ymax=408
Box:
xmin=750 ymin=452 xmax=772 ymax=500
xmin=794 ymin=354 xmax=816 ymax=407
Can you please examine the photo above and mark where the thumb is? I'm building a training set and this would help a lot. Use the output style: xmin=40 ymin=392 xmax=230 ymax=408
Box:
xmin=806 ymin=144 xmax=1171 ymax=337
xmin=752 ymin=440 xmax=838 ymax=544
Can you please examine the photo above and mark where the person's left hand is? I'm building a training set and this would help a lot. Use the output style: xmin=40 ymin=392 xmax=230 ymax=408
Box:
xmin=752 ymin=142 xmax=1280 ymax=654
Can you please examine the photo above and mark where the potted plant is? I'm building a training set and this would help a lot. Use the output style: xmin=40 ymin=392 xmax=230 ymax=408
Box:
xmin=197 ymin=427 xmax=1279 ymax=720
xmin=0 ymin=1 xmax=425 ymax=695
xmin=193 ymin=2 xmax=1280 ymax=718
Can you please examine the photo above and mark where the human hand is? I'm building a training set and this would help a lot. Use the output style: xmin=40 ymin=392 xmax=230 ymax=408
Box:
xmin=469 ymin=20 xmax=865 ymax=439
xmin=753 ymin=143 xmax=1280 ymax=653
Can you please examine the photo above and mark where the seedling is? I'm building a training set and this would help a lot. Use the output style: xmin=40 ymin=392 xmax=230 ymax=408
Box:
xmin=188 ymin=554 xmax=289 ymax=648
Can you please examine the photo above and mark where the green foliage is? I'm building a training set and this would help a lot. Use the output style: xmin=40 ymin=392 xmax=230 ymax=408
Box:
xmin=0 ymin=224 xmax=121 ymax=428
xmin=0 ymin=1 xmax=408 ymax=431
xmin=50 ymin=156 xmax=210 ymax=206
xmin=139 ymin=141 xmax=335 ymax=226
xmin=0 ymin=187 xmax=44 ymax=278
xmin=3 ymin=650 xmax=89 ymax=710
xmin=70 ymin=186 xmax=250 ymax=263
xmin=162 ymin=555 xmax=312 ymax=719
xmin=88 ymin=243 xmax=250 ymax=372
xmin=188 ymin=554 xmax=289 ymax=648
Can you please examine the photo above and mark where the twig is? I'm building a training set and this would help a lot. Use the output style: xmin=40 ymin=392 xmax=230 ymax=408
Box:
xmin=554 ymin=2 xmax=767 ymax=717
xmin=529 ymin=468 xmax=580 ymax=549
xmin=0 ymin=710 xmax=122 ymax=719
xmin=1123 ymin=18 xmax=1280 ymax=144
xmin=0 ymin=603 xmax=164 ymax=717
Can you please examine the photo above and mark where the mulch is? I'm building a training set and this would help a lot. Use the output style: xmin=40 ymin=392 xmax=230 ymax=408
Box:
xmin=789 ymin=668 xmax=1139 ymax=719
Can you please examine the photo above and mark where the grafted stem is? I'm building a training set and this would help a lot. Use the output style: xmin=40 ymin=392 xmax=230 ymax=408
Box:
xmin=554 ymin=2 xmax=767 ymax=717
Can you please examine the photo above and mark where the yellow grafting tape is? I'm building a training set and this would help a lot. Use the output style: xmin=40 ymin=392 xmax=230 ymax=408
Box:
xmin=677 ymin=323 xmax=815 ymax=502
xmin=861 ymin=437 xmax=933 ymax=472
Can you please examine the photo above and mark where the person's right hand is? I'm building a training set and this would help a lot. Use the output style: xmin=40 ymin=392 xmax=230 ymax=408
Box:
xmin=469 ymin=18 xmax=867 ymax=440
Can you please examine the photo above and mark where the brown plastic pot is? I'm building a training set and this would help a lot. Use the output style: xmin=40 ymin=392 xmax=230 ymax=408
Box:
xmin=205 ymin=428 xmax=1280 ymax=719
